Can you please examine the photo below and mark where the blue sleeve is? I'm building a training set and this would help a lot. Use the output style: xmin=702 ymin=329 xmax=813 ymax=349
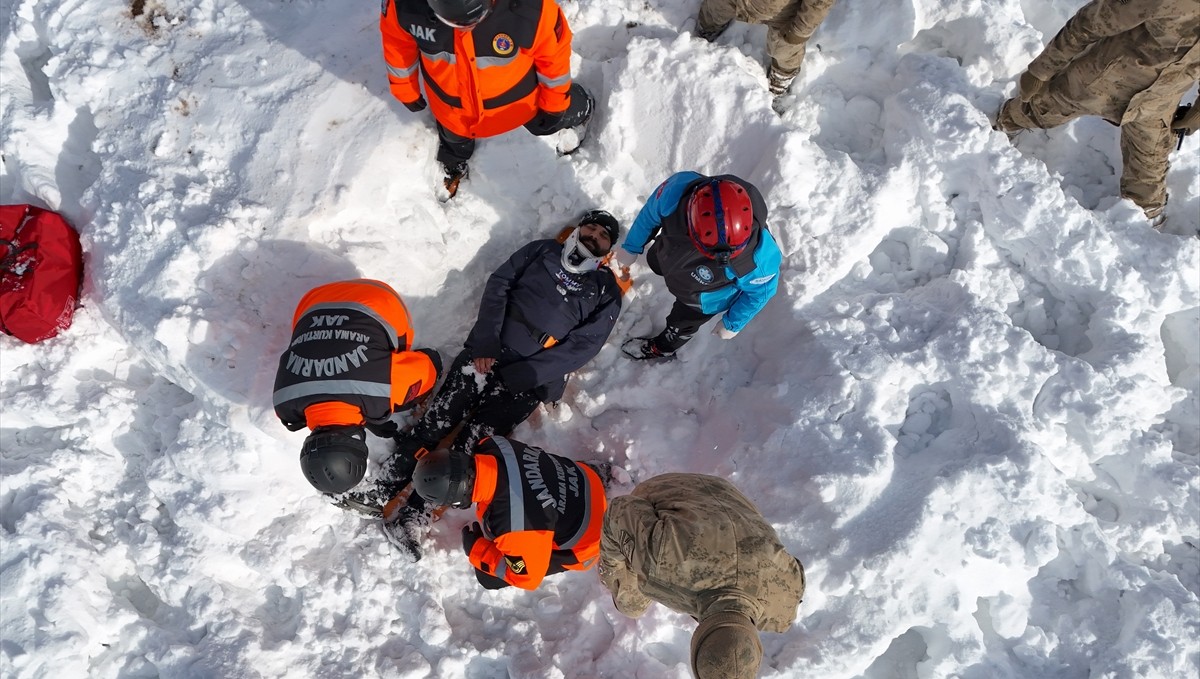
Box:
xmin=466 ymin=241 xmax=544 ymax=358
xmin=722 ymin=231 xmax=782 ymax=333
xmin=620 ymin=172 xmax=704 ymax=255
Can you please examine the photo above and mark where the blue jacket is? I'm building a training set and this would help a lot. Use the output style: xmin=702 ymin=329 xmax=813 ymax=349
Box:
xmin=622 ymin=172 xmax=781 ymax=333
xmin=466 ymin=239 xmax=622 ymax=401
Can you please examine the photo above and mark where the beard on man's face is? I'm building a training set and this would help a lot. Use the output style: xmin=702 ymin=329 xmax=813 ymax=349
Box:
xmin=580 ymin=233 xmax=607 ymax=255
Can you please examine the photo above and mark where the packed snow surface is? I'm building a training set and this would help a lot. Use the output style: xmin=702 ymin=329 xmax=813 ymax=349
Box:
xmin=2 ymin=0 xmax=1198 ymax=677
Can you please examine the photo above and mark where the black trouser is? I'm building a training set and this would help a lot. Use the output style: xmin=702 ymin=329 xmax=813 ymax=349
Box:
xmin=652 ymin=300 xmax=716 ymax=353
xmin=435 ymin=84 xmax=594 ymax=167
xmin=409 ymin=349 xmax=541 ymax=453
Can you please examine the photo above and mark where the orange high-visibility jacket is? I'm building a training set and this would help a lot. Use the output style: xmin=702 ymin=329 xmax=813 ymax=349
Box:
xmin=272 ymin=279 xmax=437 ymax=431
xmin=465 ymin=436 xmax=607 ymax=590
xmin=381 ymin=0 xmax=573 ymax=139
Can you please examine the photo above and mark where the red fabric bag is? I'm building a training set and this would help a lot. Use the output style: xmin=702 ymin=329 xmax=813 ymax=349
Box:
xmin=0 ymin=204 xmax=83 ymax=343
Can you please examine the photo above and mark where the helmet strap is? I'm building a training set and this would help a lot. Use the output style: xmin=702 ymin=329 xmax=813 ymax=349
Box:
xmin=709 ymin=179 xmax=728 ymax=250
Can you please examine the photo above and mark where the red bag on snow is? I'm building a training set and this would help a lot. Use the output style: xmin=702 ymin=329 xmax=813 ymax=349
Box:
xmin=0 ymin=204 xmax=84 ymax=343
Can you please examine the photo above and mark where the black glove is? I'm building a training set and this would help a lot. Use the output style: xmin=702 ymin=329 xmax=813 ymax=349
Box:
xmin=367 ymin=419 xmax=400 ymax=437
xmin=404 ymin=97 xmax=427 ymax=113
xmin=462 ymin=522 xmax=484 ymax=555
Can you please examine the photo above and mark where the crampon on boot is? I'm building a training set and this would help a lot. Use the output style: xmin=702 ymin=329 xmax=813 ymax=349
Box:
xmin=621 ymin=337 xmax=677 ymax=362
xmin=328 ymin=478 xmax=407 ymax=517
xmin=381 ymin=494 xmax=433 ymax=563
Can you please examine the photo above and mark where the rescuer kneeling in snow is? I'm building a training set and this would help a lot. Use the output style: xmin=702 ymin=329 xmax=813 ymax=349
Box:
xmin=272 ymin=279 xmax=442 ymax=507
xmin=408 ymin=436 xmax=609 ymax=583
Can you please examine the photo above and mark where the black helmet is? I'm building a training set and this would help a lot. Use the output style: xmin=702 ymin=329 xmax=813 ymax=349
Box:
xmin=580 ymin=209 xmax=621 ymax=245
xmin=299 ymin=426 xmax=369 ymax=494
xmin=428 ymin=0 xmax=495 ymax=28
xmin=411 ymin=448 xmax=475 ymax=508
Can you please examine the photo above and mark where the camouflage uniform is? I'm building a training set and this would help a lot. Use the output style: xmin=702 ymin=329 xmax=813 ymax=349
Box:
xmin=598 ymin=473 xmax=805 ymax=630
xmin=698 ymin=0 xmax=837 ymax=79
xmin=997 ymin=0 xmax=1200 ymax=218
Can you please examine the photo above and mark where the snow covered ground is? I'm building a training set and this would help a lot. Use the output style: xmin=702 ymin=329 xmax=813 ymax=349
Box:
xmin=2 ymin=0 xmax=1198 ymax=676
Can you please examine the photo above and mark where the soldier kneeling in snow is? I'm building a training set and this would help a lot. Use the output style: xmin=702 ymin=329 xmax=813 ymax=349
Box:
xmin=409 ymin=436 xmax=609 ymax=584
xmin=599 ymin=473 xmax=806 ymax=679
xmin=272 ymin=279 xmax=442 ymax=504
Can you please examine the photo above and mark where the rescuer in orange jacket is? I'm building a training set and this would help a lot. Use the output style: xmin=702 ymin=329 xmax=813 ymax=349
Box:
xmin=381 ymin=0 xmax=595 ymax=195
xmin=272 ymin=279 xmax=443 ymax=497
xmin=409 ymin=436 xmax=609 ymax=587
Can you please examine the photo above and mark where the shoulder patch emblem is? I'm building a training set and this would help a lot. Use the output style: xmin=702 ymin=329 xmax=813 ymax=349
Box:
xmin=691 ymin=265 xmax=714 ymax=284
xmin=493 ymin=33 xmax=514 ymax=55
xmin=505 ymin=555 xmax=527 ymax=574
xmin=748 ymin=274 xmax=776 ymax=285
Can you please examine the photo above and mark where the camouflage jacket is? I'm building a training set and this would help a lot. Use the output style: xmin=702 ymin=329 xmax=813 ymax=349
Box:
xmin=600 ymin=473 xmax=805 ymax=632
xmin=1027 ymin=0 xmax=1200 ymax=124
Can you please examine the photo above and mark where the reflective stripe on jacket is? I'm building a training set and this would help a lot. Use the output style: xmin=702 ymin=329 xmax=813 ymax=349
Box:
xmin=272 ymin=279 xmax=436 ymax=430
xmin=465 ymin=436 xmax=607 ymax=590
xmin=381 ymin=0 xmax=573 ymax=139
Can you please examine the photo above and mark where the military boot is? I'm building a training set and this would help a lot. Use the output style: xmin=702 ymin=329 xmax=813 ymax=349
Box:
xmin=767 ymin=62 xmax=798 ymax=97
xmin=696 ymin=18 xmax=732 ymax=42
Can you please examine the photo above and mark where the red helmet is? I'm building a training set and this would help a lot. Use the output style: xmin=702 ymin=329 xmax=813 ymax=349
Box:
xmin=686 ymin=179 xmax=754 ymax=261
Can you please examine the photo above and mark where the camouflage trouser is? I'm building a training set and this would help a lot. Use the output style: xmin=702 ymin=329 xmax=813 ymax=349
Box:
xmin=997 ymin=95 xmax=1172 ymax=217
xmin=698 ymin=0 xmax=810 ymax=75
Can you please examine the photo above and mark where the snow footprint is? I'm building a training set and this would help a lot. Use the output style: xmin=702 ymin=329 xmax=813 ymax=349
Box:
xmin=895 ymin=385 xmax=953 ymax=457
xmin=417 ymin=597 xmax=451 ymax=646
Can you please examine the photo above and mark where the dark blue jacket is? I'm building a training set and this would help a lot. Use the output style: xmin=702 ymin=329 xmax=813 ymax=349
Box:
xmin=466 ymin=239 xmax=621 ymax=401
xmin=622 ymin=172 xmax=781 ymax=333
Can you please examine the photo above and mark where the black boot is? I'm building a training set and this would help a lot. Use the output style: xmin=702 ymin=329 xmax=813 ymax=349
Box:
xmin=621 ymin=337 xmax=676 ymax=362
xmin=696 ymin=18 xmax=732 ymax=42
xmin=442 ymin=161 xmax=468 ymax=198
xmin=381 ymin=493 xmax=432 ymax=563
xmin=327 ymin=434 xmax=433 ymax=516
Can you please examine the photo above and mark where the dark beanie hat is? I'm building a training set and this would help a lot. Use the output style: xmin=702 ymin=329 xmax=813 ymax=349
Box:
xmin=690 ymin=611 xmax=763 ymax=679
xmin=580 ymin=209 xmax=621 ymax=245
